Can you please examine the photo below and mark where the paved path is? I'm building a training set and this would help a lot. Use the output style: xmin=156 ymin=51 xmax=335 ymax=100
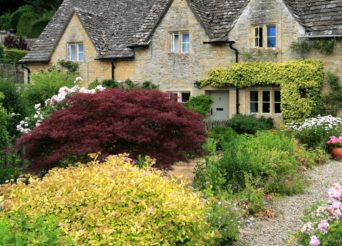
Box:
xmin=239 ymin=160 xmax=342 ymax=246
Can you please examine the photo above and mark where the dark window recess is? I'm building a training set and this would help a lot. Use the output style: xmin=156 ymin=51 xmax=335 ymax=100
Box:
xmin=255 ymin=27 xmax=263 ymax=48
xmin=274 ymin=90 xmax=281 ymax=114
xmin=262 ymin=91 xmax=270 ymax=113
xmin=250 ymin=91 xmax=259 ymax=113
xmin=181 ymin=92 xmax=191 ymax=103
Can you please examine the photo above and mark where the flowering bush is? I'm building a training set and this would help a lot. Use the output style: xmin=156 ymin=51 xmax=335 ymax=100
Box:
xmin=16 ymin=89 xmax=206 ymax=170
xmin=287 ymin=115 xmax=342 ymax=149
xmin=0 ymin=155 xmax=219 ymax=244
xmin=16 ymin=77 xmax=105 ymax=134
xmin=326 ymin=136 xmax=342 ymax=148
xmin=294 ymin=183 xmax=342 ymax=246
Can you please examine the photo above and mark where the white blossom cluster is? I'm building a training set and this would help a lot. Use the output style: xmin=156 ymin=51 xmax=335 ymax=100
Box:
xmin=16 ymin=77 xmax=106 ymax=134
xmin=287 ymin=115 xmax=342 ymax=131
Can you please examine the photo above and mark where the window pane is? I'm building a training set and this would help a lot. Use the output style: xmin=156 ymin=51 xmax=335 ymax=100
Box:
xmin=274 ymin=91 xmax=281 ymax=102
xmin=250 ymin=91 xmax=258 ymax=101
xmin=259 ymin=27 xmax=263 ymax=47
xmin=275 ymin=103 xmax=281 ymax=114
xmin=267 ymin=37 xmax=276 ymax=48
xmin=68 ymin=44 xmax=76 ymax=61
xmin=263 ymin=103 xmax=270 ymax=113
xmin=263 ymin=91 xmax=270 ymax=102
xmin=250 ymin=103 xmax=259 ymax=113
xmin=181 ymin=92 xmax=191 ymax=103
xmin=267 ymin=26 xmax=276 ymax=37
xmin=77 ymin=43 xmax=84 ymax=61
xmin=182 ymin=32 xmax=189 ymax=53
xmin=267 ymin=26 xmax=276 ymax=48
xmin=171 ymin=33 xmax=179 ymax=53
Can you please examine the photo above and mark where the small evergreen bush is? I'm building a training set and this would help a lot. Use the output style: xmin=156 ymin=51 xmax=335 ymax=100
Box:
xmin=20 ymin=69 xmax=75 ymax=115
xmin=185 ymin=95 xmax=213 ymax=117
xmin=3 ymin=48 xmax=28 ymax=65
xmin=0 ymin=155 xmax=219 ymax=244
xmin=227 ymin=114 xmax=274 ymax=134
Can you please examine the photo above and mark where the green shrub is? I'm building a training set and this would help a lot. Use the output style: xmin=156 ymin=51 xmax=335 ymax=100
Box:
xmin=88 ymin=79 xmax=159 ymax=90
xmin=0 ymin=213 xmax=70 ymax=245
xmin=17 ymin=12 xmax=39 ymax=38
xmin=195 ymin=131 xmax=314 ymax=195
xmin=0 ymin=79 xmax=25 ymax=135
xmin=9 ymin=5 xmax=34 ymax=30
xmin=3 ymin=48 xmax=28 ymax=65
xmin=207 ymin=127 xmax=238 ymax=150
xmin=207 ymin=196 xmax=240 ymax=245
xmin=227 ymin=114 xmax=274 ymax=134
xmin=0 ymin=45 xmax=4 ymax=62
xmin=30 ymin=16 xmax=50 ymax=38
xmin=57 ymin=60 xmax=79 ymax=73
xmin=0 ymin=151 xmax=22 ymax=184
xmin=20 ymin=69 xmax=75 ymax=115
xmin=0 ymin=101 xmax=9 ymax=150
xmin=321 ymin=72 xmax=342 ymax=116
xmin=0 ymin=13 xmax=11 ymax=30
xmin=185 ymin=95 xmax=213 ymax=117
xmin=0 ymin=155 xmax=220 ymax=244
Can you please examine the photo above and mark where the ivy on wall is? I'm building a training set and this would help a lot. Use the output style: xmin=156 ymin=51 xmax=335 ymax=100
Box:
xmin=290 ymin=38 xmax=336 ymax=58
xmin=200 ymin=60 xmax=324 ymax=123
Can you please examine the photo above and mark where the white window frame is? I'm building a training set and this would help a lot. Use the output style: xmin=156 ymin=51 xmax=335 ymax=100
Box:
xmin=170 ymin=31 xmax=190 ymax=54
xmin=253 ymin=25 xmax=277 ymax=49
xmin=248 ymin=88 xmax=281 ymax=115
xmin=67 ymin=42 xmax=84 ymax=62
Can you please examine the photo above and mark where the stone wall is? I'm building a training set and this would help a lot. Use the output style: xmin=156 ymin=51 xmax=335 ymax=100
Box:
xmin=115 ymin=0 xmax=236 ymax=94
xmin=0 ymin=64 xmax=24 ymax=83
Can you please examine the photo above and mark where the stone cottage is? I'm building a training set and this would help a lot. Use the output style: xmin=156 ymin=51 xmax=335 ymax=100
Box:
xmin=21 ymin=0 xmax=342 ymax=121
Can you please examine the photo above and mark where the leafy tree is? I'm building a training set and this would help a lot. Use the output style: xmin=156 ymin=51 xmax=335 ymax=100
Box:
xmin=16 ymin=89 xmax=206 ymax=171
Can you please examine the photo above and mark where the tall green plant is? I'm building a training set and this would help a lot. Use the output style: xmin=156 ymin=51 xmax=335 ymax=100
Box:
xmin=185 ymin=95 xmax=213 ymax=117
xmin=20 ymin=69 xmax=76 ymax=116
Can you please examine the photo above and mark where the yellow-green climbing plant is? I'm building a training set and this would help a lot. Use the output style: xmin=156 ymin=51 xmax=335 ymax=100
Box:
xmin=200 ymin=60 xmax=324 ymax=122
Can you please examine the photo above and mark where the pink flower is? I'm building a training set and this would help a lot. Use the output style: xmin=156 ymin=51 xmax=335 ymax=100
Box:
xmin=318 ymin=220 xmax=329 ymax=234
xmin=309 ymin=236 xmax=320 ymax=246
xmin=327 ymin=136 xmax=342 ymax=145
xmin=301 ymin=222 xmax=313 ymax=233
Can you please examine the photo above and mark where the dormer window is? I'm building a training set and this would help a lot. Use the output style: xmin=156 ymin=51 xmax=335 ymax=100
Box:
xmin=253 ymin=25 xmax=277 ymax=48
xmin=67 ymin=42 xmax=84 ymax=62
xmin=171 ymin=31 xmax=190 ymax=53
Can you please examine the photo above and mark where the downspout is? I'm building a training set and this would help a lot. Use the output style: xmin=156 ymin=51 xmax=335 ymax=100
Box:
xmin=111 ymin=59 xmax=115 ymax=80
xmin=228 ymin=42 xmax=240 ymax=114
xmin=22 ymin=62 xmax=31 ymax=84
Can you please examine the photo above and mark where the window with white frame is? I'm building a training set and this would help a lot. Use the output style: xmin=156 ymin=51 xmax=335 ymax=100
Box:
xmin=67 ymin=42 xmax=84 ymax=62
xmin=171 ymin=31 xmax=190 ymax=53
xmin=249 ymin=89 xmax=281 ymax=114
xmin=253 ymin=25 xmax=277 ymax=48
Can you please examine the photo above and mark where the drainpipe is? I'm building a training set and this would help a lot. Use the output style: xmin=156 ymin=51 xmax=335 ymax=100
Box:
xmin=111 ymin=59 xmax=115 ymax=80
xmin=228 ymin=42 xmax=240 ymax=114
xmin=22 ymin=63 xmax=31 ymax=84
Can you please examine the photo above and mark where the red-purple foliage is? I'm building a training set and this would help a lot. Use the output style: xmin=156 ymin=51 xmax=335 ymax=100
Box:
xmin=16 ymin=89 xmax=206 ymax=171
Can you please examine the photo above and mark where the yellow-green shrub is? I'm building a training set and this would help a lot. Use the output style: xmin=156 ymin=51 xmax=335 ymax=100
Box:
xmin=200 ymin=60 xmax=324 ymax=122
xmin=0 ymin=154 xmax=218 ymax=245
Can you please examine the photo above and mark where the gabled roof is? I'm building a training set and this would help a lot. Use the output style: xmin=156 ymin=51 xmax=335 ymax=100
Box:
xmin=284 ymin=0 xmax=342 ymax=36
xmin=22 ymin=0 xmax=342 ymax=63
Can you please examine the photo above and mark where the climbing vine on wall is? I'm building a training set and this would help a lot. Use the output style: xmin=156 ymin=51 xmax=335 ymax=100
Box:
xmin=290 ymin=38 xmax=336 ymax=58
xmin=200 ymin=60 xmax=324 ymax=123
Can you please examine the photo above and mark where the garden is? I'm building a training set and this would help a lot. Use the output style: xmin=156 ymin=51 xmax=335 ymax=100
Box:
xmin=0 ymin=60 xmax=341 ymax=245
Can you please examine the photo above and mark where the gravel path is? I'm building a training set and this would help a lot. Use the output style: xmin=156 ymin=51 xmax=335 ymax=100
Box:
xmin=239 ymin=160 xmax=342 ymax=246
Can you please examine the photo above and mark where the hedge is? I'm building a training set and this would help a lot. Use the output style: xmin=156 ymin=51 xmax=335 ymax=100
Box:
xmin=200 ymin=60 xmax=324 ymax=122
xmin=4 ymin=48 xmax=28 ymax=65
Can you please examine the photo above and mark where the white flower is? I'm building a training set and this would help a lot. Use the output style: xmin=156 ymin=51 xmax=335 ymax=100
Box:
xmin=34 ymin=103 xmax=41 ymax=110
